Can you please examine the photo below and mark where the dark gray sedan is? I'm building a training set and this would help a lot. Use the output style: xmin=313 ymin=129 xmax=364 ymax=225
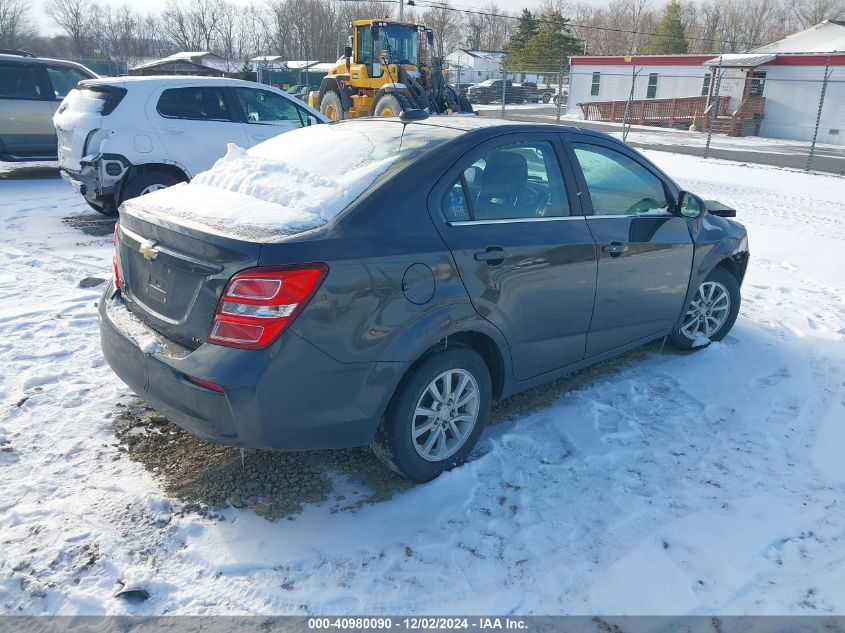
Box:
xmin=100 ymin=117 xmax=749 ymax=482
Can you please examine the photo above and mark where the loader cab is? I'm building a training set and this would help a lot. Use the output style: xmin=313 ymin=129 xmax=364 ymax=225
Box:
xmin=351 ymin=20 xmax=429 ymax=79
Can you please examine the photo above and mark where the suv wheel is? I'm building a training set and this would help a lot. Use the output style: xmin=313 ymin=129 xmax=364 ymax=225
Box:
xmin=86 ymin=199 xmax=117 ymax=217
xmin=372 ymin=347 xmax=491 ymax=482
xmin=121 ymin=170 xmax=182 ymax=203
xmin=670 ymin=267 xmax=740 ymax=350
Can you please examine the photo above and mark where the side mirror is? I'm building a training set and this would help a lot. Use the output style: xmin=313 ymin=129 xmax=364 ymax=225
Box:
xmin=427 ymin=30 xmax=434 ymax=47
xmin=678 ymin=190 xmax=704 ymax=219
xmin=344 ymin=45 xmax=352 ymax=59
xmin=308 ymin=115 xmax=317 ymax=126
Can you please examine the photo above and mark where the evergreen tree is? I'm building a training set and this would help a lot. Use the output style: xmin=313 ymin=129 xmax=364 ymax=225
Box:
xmin=645 ymin=1 xmax=689 ymax=54
xmin=517 ymin=12 xmax=581 ymax=68
xmin=505 ymin=9 xmax=539 ymax=67
xmin=238 ymin=60 xmax=256 ymax=81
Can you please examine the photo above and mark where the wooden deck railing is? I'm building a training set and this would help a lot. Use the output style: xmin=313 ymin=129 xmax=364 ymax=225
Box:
xmin=578 ymin=96 xmax=731 ymax=127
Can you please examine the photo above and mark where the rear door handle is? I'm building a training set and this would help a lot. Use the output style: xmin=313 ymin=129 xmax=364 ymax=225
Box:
xmin=602 ymin=242 xmax=629 ymax=257
xmin=474 ymin=247 xmax=507 ymax=265
xmin=164 ymin=126 xmax=185 ymax=134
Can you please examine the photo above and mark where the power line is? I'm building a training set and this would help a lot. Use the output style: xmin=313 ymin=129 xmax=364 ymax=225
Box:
xmin=352 ymin=0 xmax=754 ymax=49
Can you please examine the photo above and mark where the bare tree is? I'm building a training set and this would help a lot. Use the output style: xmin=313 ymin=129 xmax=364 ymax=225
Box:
xmin=790 ymin=0 xmax=845 ymax=27
xmin=0 ymin=0 xmax=34 ymax=49
xmin=421 ymin=2 xmax=462 ymax=57
xmin=45 ymin=0 xmax=100 ymax=56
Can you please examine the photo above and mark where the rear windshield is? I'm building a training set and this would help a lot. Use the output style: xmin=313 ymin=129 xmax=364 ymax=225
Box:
xmin=132 ymin=120 xmax=461 ymax=239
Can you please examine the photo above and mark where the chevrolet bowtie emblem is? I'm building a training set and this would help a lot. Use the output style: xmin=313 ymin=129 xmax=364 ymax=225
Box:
xmin=139 ymin=240 xmax=159 ymax=260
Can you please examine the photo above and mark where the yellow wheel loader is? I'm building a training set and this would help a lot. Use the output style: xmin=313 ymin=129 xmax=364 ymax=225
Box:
xmin=309 ymin=19 xmax=474 ymax=120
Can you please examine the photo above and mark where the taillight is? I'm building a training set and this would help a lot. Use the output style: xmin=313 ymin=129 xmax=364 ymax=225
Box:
xmin=112 ymin=223 xmax=120 ymax=288
xmin=208 ymin=265 xmax=327 ymax=349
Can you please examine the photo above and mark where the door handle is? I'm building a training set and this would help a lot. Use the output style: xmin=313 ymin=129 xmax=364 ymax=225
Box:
xmin=164 ymin=126 xmax=185 ymax=134
xmin=602 ymin=242 xmax=629 ymax=258
xmin=474 ymin=247 xmax=507 ymax=265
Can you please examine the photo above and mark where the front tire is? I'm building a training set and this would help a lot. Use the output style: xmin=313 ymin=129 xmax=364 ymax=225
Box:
xmin=372 ymin=347 xmax=491 ymax=482
xmin=670 ymin=266 xmax=740 ymax=350
xmin=373 ymin=93 xmax=409 ymax=117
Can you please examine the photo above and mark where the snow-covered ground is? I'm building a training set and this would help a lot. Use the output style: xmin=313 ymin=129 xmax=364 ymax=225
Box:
xmin=1 ymin=153 xmax=844 ymax=615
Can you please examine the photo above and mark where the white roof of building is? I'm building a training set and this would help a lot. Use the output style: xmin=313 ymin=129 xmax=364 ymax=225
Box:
xmin=133 ymin=51 xmax=238 ymax=74
xmin=448 ymin=49 xmax=506 ymax=61
xmin=753 ymin=19 xmax=845 ymax=53
xmin=704 ymin=53 xmax=777 ymax=67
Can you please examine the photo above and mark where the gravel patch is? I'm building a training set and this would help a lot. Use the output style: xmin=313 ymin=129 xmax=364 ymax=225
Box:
xmin=113 ymin=341 xmax=664 ymax=520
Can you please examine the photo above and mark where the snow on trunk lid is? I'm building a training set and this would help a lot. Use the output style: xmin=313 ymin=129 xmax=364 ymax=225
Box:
xmin=126 ymin=121 xmax=456 ymax=240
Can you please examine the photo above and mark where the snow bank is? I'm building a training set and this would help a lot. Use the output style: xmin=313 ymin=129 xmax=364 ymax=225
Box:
xmin=132 ymin=124 xmax=400 ymax=238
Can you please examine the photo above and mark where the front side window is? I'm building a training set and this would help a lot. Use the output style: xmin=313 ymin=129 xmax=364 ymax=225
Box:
xmin=156 ymin=87 xmax=232 ymax=121
xmin=442 ymin=141 xmax=570 ymax=222
xmin=590 ymin=72 xmax=601 ymax=96
xmin=646 ymin=72 xmax=658 ymax=98
xmin=46 ymin=65 xmax=90 ymax=99
xmin=0 ymin=63 xmax=42 ymax=99
xmin=572 ymin=143 xmax=669 ymax=216
xmin=235 ymin=88 xmax=306 ymax=126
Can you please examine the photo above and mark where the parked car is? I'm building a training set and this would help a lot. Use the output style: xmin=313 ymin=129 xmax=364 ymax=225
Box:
xmin=515 ymin=81 xmax=550 ymax=103
xmin=0 ymin=51 xmax=97 ymax=161
xmin=54 ymin=76 xmax=327 ymax=215
xmin=466 ymin=79 xmax=524 ymax=104
xmin=100 ymin=116 xmax=749 ymax=483
xmin=285 ymin=84 xmax=311 ymax=102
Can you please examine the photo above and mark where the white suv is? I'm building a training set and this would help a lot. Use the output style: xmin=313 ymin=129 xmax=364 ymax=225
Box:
xmin=54 ymin=76 xmax=327 ymax=215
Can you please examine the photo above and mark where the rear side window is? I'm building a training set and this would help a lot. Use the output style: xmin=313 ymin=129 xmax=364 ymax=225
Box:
xmin=46 ymin=65 xmax=91 ymax=99
xmin=572 ymin=143 xmax=669 ymax=216
xmin=234 ymin=88 xmax=306 ymax=126
xmin=156 ymin=87 xmax=233 ymax=121
xmin=442 ymin=141 xmax=570 ymax=222
xmin=0 ymin=63 xmax=42 ymax=99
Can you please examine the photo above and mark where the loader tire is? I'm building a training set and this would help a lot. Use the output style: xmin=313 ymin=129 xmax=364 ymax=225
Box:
xmin=320 ymin=91 xmax=344 ymax=121
xmin=373 ymin=93 xmax=409 ymax=117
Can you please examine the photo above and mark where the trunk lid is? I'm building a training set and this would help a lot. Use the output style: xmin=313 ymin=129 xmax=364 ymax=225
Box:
xmin=54 ymin=83 xmax=125 ymax=171
xmin=116 ymin=202 xmax=262 ymax=349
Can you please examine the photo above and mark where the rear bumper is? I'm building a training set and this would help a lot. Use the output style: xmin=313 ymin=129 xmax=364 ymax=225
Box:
xmin=61 ymin=154 xmax=129 ymax=205
xmin=99 ymin=287 xmax=402 ymax=451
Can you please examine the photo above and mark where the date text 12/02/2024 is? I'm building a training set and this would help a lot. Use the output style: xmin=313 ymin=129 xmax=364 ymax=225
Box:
xmin=307 ymin=618 xmax=528 ymax=630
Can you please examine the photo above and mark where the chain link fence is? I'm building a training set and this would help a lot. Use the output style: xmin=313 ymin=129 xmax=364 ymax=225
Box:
xmin=459 ymin=58 xmax=845 ymax=175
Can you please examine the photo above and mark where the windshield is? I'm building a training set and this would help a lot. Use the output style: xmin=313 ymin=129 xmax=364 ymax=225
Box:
xmin=377 ymin=25 xmax=419 ymax=65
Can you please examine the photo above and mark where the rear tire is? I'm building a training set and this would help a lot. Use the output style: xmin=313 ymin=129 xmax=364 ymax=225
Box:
xmin=121 ymin=170 xmax=181 ymax=203
xmin=669 ymin=266 xmax=740 ymax=350
xmin=372 ymin=347 xmax=491 ymax=483
xmin=86 ymin=199 xmax=117 ymax=217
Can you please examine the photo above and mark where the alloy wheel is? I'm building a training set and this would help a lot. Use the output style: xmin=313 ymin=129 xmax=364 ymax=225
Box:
xmin=680 ymin=280 xmax=731 ymax=340
xmin=411 ymin=369 xmax=480 ymax=462
xmin=139 ymin=183 xmax=167 ymax=195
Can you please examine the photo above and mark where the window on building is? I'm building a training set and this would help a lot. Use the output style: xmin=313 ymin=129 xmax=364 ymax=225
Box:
xmin=749 ymin=71 xmax=766 ymax=97
xmin=701 ymin=74 xmax=712 ymax=96
xmin=646 ymin=73 xmax=658 ymax=99
xmin=590 ymin=72 xmax=601 ymax=96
